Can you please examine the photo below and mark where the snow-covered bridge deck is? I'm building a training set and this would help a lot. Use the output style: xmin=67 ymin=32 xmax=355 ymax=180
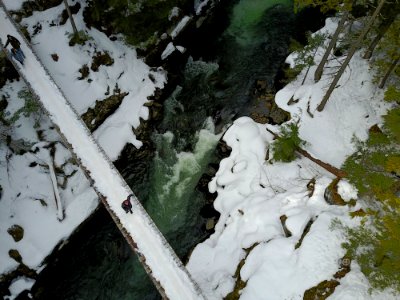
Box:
xmin=0 ymin=3 xmax=204 ymax=299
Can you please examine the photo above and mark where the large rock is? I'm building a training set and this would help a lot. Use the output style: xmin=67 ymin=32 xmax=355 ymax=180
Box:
xmin=324 ymin=178 xmax=347 ymax=206
xmin=7 ymin=225 xmax=24 ymax=242
xmin=81 ymin=92 xmax=128 ymax=132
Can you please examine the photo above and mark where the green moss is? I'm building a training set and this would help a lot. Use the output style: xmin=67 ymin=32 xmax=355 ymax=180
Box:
xmin=90 ymin=51 xmax=114 ymax=72
xmin=303 ymin=280 xmax=340 ymax=300
xmin=224 ymin=244 xmax=258 ymax=299
xmin=78 ymin=64 xmax=90 ymax=80
xmin=349 ymin=209 xmax=366 ymax=218
xmin=81 ymin=91 xmax=128 ymax=132
xmin=68 ymin=30 xmax=91 ymax=46
xmin=7 ymin=88 xmax=42 ymax=128
xmin=295 ymin=219 xmax=314 ymax=249
xmin=384 ymin=107 xmax=400 ymax=143
xmin=343 ymin=120 xmax=399 ymax=200
xmin=384 ymin=85 xmax=400 ymax=104
xmin=340 ymin=209 xmax=400 ymax=292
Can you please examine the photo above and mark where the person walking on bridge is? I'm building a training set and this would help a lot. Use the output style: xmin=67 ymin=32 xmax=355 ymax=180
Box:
xmin=121 ymin=194 xmax=134 ymax=214
xmin=10 ymin=47 xmax=24 ymax=65
xmin=5 ymin=34 xmax=25 ymax=62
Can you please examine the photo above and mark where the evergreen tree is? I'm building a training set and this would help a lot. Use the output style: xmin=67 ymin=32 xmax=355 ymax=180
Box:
xmin=363 ymin=2 xmax=399 ymax=59
xmin=371 ymin=16 xmax=400 ymax=88
xmin=272 ymin=123 xmax=306 ymax=162
xmin=288 ymin=32 xmax=327 ymax=84
xmin=339 ymin=106 xmax=400 ymax=293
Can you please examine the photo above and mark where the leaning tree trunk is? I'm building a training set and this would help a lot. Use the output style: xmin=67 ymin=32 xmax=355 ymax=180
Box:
xmin=363 ymin=15 xmax=397 ymax=59
xmin=317 ymin=0 xmax=386 ymax=112
xmin=314 ymin=12 xmax=349 ymax=82
xmin=378 ymin=56 xmax=400 ymax=88
xmin=63 ymin=0 xmax=78 ymax=35
xmin=302 ymin=47 xmax=319 ymax=85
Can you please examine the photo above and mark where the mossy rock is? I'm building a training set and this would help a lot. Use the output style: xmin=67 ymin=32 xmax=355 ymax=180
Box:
xmin=8 ymin=249 xmax=22 ymax=263
xmin=250 ymin=112 xmax=271 ymax=124
xmin=90 ymin=51 xmax=114 ymax=72
xmin=303 ymin=280 xmax=340 ymax=300
xmin=7 ymin=225 xmax=24 ymax=242
xmin=349 ymin=209 xmax=366 ymax=218
xmin=132 ymin=118 xmax=151 ymax=142
xmin=269 ymin=103 xmax=290 ymax=124
xmin=0 ymin=263 xmax=37 ymax=299
xmin=69 ymin=31 xmax=90 ymax=46
xmin=143 ymin=101 xmax=163 ymax=121
xmin=81 ymin=92 xmax=128 ymax=132
xmin=324 ymin=178 xmax=347 ymax=206
xmin=295 ymin=218 xmax=314 ymax=249
xmin=78 ymin=64 xmax=90 ymax=80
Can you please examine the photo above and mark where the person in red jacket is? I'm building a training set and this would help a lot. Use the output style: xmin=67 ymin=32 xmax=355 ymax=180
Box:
xmin=121 ymin=194 xmax=133 ymax=214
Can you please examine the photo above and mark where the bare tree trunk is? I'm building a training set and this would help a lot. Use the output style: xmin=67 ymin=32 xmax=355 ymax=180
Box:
xmin=314 ymin=12 xmax=348 ymax=82
xmin=317 ymin=0 xmax=386 ymax=112
xmin=63 ymin=0 xmax=78 ymax=35
xmin=302 ymin=47 xmax=318 ymax=85
xmin=363 ymin=16 xmax=396 ymax=59
xmin=296 ymin=148 xmax=347 ymax=178
xmin=378 ymin=56 xmax=400 ymax=88
xmin=48 ymin=158 xmax=65 ymax=221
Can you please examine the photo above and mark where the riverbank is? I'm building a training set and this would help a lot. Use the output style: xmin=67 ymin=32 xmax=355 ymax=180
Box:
xmin=187 ymin=17 xmax=398 ymax=299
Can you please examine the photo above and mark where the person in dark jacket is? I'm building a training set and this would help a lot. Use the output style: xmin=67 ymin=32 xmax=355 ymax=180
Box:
xmin=121 ymin=194 xmax=134 ymax=214
xmin=5 ymin=35 xmax=20 ymax=48
xmin=5 ymin=34 xmax=25 ymax=60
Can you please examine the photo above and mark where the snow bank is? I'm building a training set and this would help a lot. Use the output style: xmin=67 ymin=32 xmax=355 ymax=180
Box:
xmin=188 ymin=17 xmax=397 ymax=300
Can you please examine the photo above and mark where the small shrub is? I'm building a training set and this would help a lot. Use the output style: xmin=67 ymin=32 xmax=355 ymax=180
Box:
xmin=78 ymin=64 xmax=90 ymax=80
xmin=90 ymin=51 xmax=114 ymax=72
xmin=68 ymin=30 xmax=91 ymax=46
xmin=8 ymin=88 xmax=42 ymax=128
xmin=272 ymin=123 xmax=305 ymax=162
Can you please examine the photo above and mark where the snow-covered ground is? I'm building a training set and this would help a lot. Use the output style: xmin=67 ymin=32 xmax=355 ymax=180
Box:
xmin=187 ymin=17 xmax=397 ymax=299
xmin=0 ymin=0 xmax=177 ymax=299
xmin=19 ymin=2 xmax=166 ymax=160
xmin=1 ymin=1 xmax=398 ymax=299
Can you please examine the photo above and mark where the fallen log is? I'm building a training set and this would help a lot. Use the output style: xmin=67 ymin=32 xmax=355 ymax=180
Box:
xmin=266 ymin=127 xmax=347 ymax=178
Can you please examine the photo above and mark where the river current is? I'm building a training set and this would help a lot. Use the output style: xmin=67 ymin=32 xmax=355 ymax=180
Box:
xmin=31 ymin=1 xmax=325 ymax=299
